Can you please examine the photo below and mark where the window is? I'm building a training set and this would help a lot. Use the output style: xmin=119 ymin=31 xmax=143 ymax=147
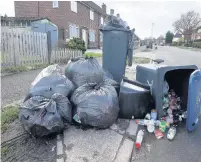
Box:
xmin=89 ymin=30 xmax=95 ymax=42
xmin=53 ymin=1 xmax=58 ymax=8
xmin=69 ymin=25 xmax=79 ymax=39
xmin=71 ymin=1 xmax=77 ymax=13
xmin=90 ymin=10 xmax=94 ymax=20
xmin=100 ymin=32 xmax=103 ymax=42
xmin=101 ymin=17 xmax=104 ymax=25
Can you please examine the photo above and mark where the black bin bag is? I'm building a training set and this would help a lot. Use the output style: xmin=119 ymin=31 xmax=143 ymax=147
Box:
xmin=25 ymin=64 xmax=74 ymax=101
xmin=71 ymin=83 xmax=119 ymax=128
xmin=65 ymin=57 xmax=104 ymax=88
xmin=103 ymin=70 xmax=120 ymax=94
xmin=19 ymin=93 xmax=72 ymax=137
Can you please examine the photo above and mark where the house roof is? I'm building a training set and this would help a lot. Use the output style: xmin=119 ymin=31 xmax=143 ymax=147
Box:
xmin=81 ymin=1 xmax=106 ymax=16
xmin=174 ymin=32 xmax=182 ymax=38
xmin=1 ymin=16 xmax=51 ymax=22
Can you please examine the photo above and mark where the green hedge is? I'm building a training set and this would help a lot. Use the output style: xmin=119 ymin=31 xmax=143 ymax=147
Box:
xmin=192 ymin=42 xmax=201 ymax=48
xmin=172 ymin=42 xmax=182 ymax=46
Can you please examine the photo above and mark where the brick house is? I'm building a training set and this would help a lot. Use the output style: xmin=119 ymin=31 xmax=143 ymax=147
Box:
xmin=192 ymin=26 xmax=201 ymax=41
xmin=14 ymin=1 xmax=107 ymax=49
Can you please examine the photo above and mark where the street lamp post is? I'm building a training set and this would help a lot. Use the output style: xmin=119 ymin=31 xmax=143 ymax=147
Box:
xmin=151 ymin=23 xmax=154 ymax=39
xmin=151 ymin=23 xmax=155 ymax=41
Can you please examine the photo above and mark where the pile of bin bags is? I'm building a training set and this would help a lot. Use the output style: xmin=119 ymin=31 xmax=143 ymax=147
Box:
xmin=19 ymin=57 xmax=120 ymax=137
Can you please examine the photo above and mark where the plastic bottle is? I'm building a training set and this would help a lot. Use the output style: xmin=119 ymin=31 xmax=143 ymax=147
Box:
xmin=135 ymin=119 xmax=149 ymax=125
xmin=135 ymin=130 xmax=144 ymax=149
xmin=136 ymin=119 xmax=160 ymax=126
xmin=167 ymin=127 xmax=176 ymax=140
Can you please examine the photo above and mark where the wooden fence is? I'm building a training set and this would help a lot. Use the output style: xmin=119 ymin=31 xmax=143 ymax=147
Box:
xmin=1 ymin=27 xmax=83 ymax=69
xmin=51 ymin=48 xmax=82 ymax=64
xmin=1 ymin=27 xmax=48 ymax=68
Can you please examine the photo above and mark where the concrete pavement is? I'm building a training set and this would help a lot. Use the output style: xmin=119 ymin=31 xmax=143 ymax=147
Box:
xmin=57 ymin=119 xmax=139 ymax=162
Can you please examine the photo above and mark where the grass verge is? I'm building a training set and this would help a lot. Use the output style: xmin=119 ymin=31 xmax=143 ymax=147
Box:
xmin=1 ymin=105 xmax=20 ymax=133
xmin=1 ymin=147 xmax=9 ymax=156
xmin=84 ymin=52 xmax=102 ymax=58
xmin=133 ymin=56 xmax=151 ymax=64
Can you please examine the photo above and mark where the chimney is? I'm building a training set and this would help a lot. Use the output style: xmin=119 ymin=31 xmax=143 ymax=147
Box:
xmin=110 ymin=9 xmax=114 ymax=15
xmin=102 ymin=3 xmax=106 ymax=14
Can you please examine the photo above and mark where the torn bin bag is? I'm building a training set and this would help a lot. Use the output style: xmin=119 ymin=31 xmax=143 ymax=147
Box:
xmin=65 ymin=57 xmax=104 ymax=88
xmin=71 ymin=83 xmax=119 ymax=128
xmin=25 ymin=64 xmax=74 ymax=101
xmin=19 ymin=94 xmax=72 ymax=137
xmin=31 ymin=64 xmax=64 ymax=87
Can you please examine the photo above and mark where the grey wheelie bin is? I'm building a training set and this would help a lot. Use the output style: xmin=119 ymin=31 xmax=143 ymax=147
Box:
xmin=136 ymin=64 xmax=201 ymax=131
xmin=100 ymin=24 xmax=134 ymax=83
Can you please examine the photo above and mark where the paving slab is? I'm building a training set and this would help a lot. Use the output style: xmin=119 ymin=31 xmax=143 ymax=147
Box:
xmin=126 ymin=119 xmax=139 ymax=140
xmin=114 ymin=138 xmax=134 ymax=162
xmin=63 ymin=126 xmax=123 ymax=162
xmin=110 ymin=119 xmax=130 ymax=135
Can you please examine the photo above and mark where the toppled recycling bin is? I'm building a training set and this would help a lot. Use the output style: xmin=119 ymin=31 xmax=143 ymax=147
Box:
xmin=25 ymin=64 xmax=75 ymax=101
xmin=65 ymin=57 xmax=104 ymax=88
xmin=71 ymin=82 xmax=119 ymax=128
xmin=19 ymin=93 xmax=72 ymax=137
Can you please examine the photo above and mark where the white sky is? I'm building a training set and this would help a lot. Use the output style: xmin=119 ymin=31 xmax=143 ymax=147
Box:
xmin=1 ymin=0 xmax=201 ymax=39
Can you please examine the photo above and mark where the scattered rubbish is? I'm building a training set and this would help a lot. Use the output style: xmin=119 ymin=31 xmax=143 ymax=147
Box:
xmin=136 ymin=119 xmax=160 ymax=126
xmin=145 ymin=113 xmax=151 ymax=120
xmin=159 ymin=121 xmax=167 ymax=132
xmin=151 ymin=109 xmax=157 ymax=120
xmin=147 ymin=120 xmax=155 ymax=133
xmin=146 ymin=144 xmax=152 ymax=152
xmin=162 ymin=89 xmax=183 ymax=126
xmin=167 ymin=127 xmax=177 ymax=140
xmin=166 ymin=116 xmax=173 ymax=124
xmin=52 ymin=146 xmax=56 ymax=152
xmin=154 ymin=129 xmax=164 ymax=139
xmin=136 ymin=130 xmax=144 ymax=149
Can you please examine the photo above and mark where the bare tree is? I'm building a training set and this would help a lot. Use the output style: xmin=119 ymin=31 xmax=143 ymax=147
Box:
xmin=173 ymin=11 xmax=201 ymax=42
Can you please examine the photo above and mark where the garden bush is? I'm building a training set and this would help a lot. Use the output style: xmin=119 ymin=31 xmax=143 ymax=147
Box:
xmin=67 ymin=38 xmax=86 ymax=54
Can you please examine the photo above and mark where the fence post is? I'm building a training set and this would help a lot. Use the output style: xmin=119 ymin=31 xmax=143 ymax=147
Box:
xmin=47 ymin=31 xmax=52 ymax=64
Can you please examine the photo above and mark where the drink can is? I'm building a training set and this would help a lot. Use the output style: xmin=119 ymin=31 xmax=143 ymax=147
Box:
xmin=151 ymin=109 xmax=157 ymax=120
xmin=159 ymin=121 xmax=167 ymax=132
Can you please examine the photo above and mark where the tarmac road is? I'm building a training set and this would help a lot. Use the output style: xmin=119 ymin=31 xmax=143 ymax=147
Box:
xmin=154 ymin=46 xmax=201 ymax=68
xmin=132 ymin=46 xmax=201 ymax=162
